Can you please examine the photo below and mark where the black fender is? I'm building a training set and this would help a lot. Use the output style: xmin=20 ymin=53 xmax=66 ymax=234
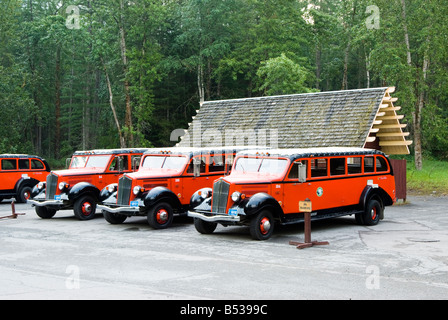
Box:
xmin=190 ymin=187 xmax=212 ymax=209
xmin=360 ymin=186 xmax=393 ymax=219
xmin=144 ymin=186 xmax=182 ymax=210
xmin=31 ymin=184 xmax=45 ymax=198
xmin=99 ymin=184 xmax=118 ymax=202
xmin=15 ymin=177 xmax=40 ymax=194
xmin=68 ymin=182 xmax=101 ymax=202
xmin=243 ymin=192 xmax=283 ymax=219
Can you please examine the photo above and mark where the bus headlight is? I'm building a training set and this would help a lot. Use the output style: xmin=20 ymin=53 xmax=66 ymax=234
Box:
xmin=107 ymin=184 xmax=117 ymax=193
xmin=58 ymin=182 xmax=69 ymax=191
xmin=133 ymin=186 xmax=145 ymax=196
xmin=231 ymin=191 xmax=241 ymax=202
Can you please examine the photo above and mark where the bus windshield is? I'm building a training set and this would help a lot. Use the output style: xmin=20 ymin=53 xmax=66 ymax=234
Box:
xmin=70 ymin=155 xmax=111 ymax=169
xmin=85 ymin=155 xmax=111 ymax=169
xmin=234 ymin=157 xmax=288 ymax=176
xmin=70 ymin=156 xmax=88 ymax=168
xmin=141 ymin=155 xmax=188 ymax=171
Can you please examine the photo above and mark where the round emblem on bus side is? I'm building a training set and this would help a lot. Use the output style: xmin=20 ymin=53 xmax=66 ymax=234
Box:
xmin=316 ymin=187 xmax=323 ymax=197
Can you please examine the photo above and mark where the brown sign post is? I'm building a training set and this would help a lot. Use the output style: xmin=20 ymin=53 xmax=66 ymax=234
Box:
xmin=0 ymin=201 xmax=26 ymax=220
xmin=289 ymin=200 xmax=329 ymax=249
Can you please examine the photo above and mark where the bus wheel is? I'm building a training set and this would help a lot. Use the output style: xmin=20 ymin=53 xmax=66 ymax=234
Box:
xmin=250 ymin=210 xmax=274 ymax=240
xmin=147 ymin=202 xmax=174 ymax=229
xmin=17 ymin=186 xmax=33 ymax=203
xmin=35 ymin=206 xmax=57 ymax=219
xmin=194 ymin=218 xmax=217 ymax=234
xmin=362 ymin=199 xmax=382 ymax=226
xmin=74 ymin=195 xmax=97 ymax=220
xmin=103 ymin=211 xmax=127 ymax=224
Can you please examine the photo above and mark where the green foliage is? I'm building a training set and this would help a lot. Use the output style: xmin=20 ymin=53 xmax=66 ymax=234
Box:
xmin=256 ymin=53 xmax=315 ymax=95
xmin=0 ymin=0 xmax=446 ymax=168
xmin=407 ymin=159 xmax=448 ymax=195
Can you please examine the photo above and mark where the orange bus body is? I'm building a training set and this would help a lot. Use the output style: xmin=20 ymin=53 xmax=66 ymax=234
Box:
xmin=98 ymin=147 xmax=260 ymax=229
xmin=0 ymin=155 xmax=51 ymax=203
xmin=29 ymin=148 xmax=148 ymax=220
xmin=188 ymin=148 xmax=396 ymax=240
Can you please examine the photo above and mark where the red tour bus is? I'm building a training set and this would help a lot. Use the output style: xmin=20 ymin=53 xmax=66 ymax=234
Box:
xmin=98 ymin=146 xmax=260 ymax=229
xmin=188 ymin=147 xmax=396 ymax=240
xmin=0 ymin=154 xmax=51 ymax=203
xmin=29 ymin=148 xmax=148 ymax=220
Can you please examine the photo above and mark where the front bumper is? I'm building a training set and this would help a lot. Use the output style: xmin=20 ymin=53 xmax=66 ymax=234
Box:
xmin=188 ymin=210 xmax=241 ymax=222
xmin=28 ymin=199 xmax=66 ymax=209
xmin=97 ymin=204 xmax=140 ymax=215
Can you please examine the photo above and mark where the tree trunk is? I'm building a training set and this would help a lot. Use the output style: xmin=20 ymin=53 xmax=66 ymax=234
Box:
xmin=413 ymin=54 xmax=429 ymax=171
xmin=119 ymin=0 xmax=133 ymax=146
xmin=365 ymin=50 xmax=371 ymax=88
xmin=102 ymin=59 xmax=126 ymax=148
xmin=342 ymin=42 xmax=350 ymax=90
xmin=315 ymin=43 xmax=322 ymax=90
xmin=54 ymin=46 xmax=61 ymax=159
xmin=197 ymin=64 xmax=205 ymax=106
xmin=400 ymin=0 xmax=412 ymax=67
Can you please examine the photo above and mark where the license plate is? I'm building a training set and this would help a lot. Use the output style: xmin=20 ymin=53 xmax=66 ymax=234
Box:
xmin=228 ymin=208 xmax=238 ymax=216
xmin=54 ymin=195 xmax=62 ymax=201
xmin=130 ymin=201 xmax=139 ymax=208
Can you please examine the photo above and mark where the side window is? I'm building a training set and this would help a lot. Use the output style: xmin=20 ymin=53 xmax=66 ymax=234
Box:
xmin=209 ymin=154 xmax=225 ymax=173
xmin=288 ymin=160 xmax=307 ymax=179
xmin=364 ymin=156 xmax=375 ymax=173
xmin=376 ymin=156 xmax=389 ymax=172
xmin=186 ymin=156 xmax=206 ymax=175
xmin=225 ymin=154 xmax=234 ymax=174
xmin=330 ymin=158 xmax=346 ymax=176
xmin=2 ymin=159 xmax=17 ymax=170
xmin=19 ymin=159 xmax=30 ymax=170
xmin=109 ymin=156 xmax=129 ymax=172
xmin=311 ymin=158 xmax=328 ymax=178
xmin=347 ymin=157 xmax=362 ymax=174
xmin=31 ymin=159 xmax=45 ymax=170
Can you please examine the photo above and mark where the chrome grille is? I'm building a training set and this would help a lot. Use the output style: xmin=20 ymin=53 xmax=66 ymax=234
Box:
xmin=46 ymin=173 xmax=58 ymax=200
xmin=117 ymin=175 xmax=133 ymax=206
xmin=212 ymin=179 xmax=230 ymax=213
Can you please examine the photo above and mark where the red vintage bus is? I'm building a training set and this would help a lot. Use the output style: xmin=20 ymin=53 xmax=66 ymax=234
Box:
xmin=98 ymin=147 xmax=259 ymax=229
xmin=188 ymin=147 xmax=396 ymax=240
xmin=29 ymin=148 xmax=148 ymax=220
xmin=0 ymin=154 xmax=51 ymax=203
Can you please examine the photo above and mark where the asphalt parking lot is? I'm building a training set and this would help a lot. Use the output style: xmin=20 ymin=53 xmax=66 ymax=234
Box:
xmin=0 ymin=195 xmax=447 ymax=301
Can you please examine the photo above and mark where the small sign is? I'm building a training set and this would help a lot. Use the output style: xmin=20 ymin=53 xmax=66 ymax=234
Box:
xmin=228 ymin=208 xmax=238 ymax=216
xmin=299 ymin=200 xmax=312 ymax=213
xmin=130 ymin=201 xmax=139 ymax=208
xmin=54 ymin=195 xmax=62 ymax=201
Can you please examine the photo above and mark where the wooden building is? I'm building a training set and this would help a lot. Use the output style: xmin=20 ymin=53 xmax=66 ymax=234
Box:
xmin=177 ymin=87 xmax=411 ymax=199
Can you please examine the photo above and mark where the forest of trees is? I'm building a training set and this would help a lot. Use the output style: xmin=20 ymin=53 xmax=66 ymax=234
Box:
xmin=1 ymin=0 xmax=447 ymax=170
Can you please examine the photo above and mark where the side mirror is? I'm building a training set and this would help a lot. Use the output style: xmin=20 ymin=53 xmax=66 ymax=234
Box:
xmin=116 ymin=157 xmax=124 ymax=173
xmin=298 ymin=163 xmax=307 ymax=183
xmin=65 ymin=158 xmax=72 ymax=169
xmin=193 ymin=157 xmax=201 ymax=177
xmin=132 ymin=157 xmax=141 ymax=171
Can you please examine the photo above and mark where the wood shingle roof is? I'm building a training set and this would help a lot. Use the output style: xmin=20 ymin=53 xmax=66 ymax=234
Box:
xmin=177 ymin=87 xmax=411 ymax=155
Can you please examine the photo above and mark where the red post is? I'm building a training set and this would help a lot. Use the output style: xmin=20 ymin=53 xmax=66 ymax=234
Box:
xmin=0 ymin=201 xmax=25 ymax=220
